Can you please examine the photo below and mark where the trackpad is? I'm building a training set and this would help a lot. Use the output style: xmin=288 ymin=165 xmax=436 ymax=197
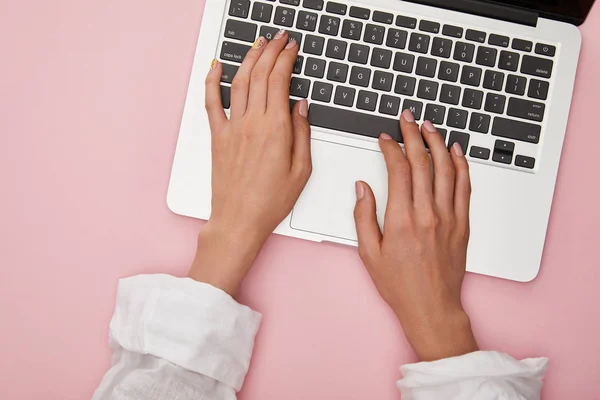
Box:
xmin=291 ymin=139 xmax=388 ymax=241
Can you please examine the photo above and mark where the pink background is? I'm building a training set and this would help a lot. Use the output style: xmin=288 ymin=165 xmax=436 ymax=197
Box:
xmin=1 ymin=0 xmax=599 ymax=398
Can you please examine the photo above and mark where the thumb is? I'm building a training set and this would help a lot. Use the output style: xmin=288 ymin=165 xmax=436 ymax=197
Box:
xmin=291 ymin=99 xmax=312 ymax=175
xmin=354 ymin=181 xmax=382 ymax=258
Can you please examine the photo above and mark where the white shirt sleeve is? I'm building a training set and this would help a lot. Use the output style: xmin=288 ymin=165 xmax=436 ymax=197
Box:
xmin=92 ymin=274 xmax=262 ymax=400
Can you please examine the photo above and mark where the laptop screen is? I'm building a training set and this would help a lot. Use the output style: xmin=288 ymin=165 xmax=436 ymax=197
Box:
xmin=490 ymin=0 xmax=595 ymax=23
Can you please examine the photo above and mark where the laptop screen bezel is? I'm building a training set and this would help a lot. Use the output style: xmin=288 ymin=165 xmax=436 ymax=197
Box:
xmin=480 ymin=0 xmax=595 ymax=25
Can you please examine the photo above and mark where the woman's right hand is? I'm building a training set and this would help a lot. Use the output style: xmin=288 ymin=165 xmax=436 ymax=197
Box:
xmin=353 ymin=110 xmax=478 ymax=362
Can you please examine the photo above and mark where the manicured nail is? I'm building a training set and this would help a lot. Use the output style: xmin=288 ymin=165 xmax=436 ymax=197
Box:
xmin=298 ymin=99 xmax=308 ymax=117
xmin=252 ymin=36 xmax=266 ymax=49
xmin=423 ymin=120 xmax=436 ymax=133
xmin=210 ymin=59 xmax=217 ymax=70
xmin=355 ymin=181 xmax=365 ymax=201
xmin=452 ymin=142 xmax=464 ymax=157
xmin=380 ymin=133 xmax=393 ymax=140
xmin=402 ymin=109 xmax=415 ymax=123
xmin=274 ymin=29 xmax=286 ymax=40
xmin=285 ymin=39 xmax=297 ymax=49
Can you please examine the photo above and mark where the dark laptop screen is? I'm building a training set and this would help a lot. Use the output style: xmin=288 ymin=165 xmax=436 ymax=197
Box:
xmin=489 ymin=0 xmax=595 ymax=24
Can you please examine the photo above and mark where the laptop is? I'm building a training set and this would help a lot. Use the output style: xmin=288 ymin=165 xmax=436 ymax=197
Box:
xmin=168 ymin=0 xmax=594 ymax=282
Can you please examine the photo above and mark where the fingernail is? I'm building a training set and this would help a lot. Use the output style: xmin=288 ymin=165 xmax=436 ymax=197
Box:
xmin=210 ymin=59 xmax=217 ymax=70
xmin=452 ymin=142 xmax=464 ymax=157
xmin=380 ymin=133 xmax=393 ymax=140
xmin=298 ymin=99 xmax=308 ymax=117
xmin=355 ymin=181 xmax=365 ymax=201
xmin=252 ymin=36 xmax=266 ymax=49
xmin=423 ymin=120 xmax=436 ymax=133
xmin=274 ymin=29 xmax=286 ymax=40
xmin=285 ymin=39 xmax=297 ymax=49
xmin=402 ymin=109 xmax=415 ymax=123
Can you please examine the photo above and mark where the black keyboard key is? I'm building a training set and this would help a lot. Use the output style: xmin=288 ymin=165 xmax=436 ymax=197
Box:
xmin=281 ymin=0 xmax=300 ymax=4
xmin=515 ymin=155 xmax=535 ymax=169
xmin=327 ymin=62 xmax=348 ymax=82
xmin=259 ymin=25 xmax=279 ymax=41
xmin=220 ymin=63 xmax=239 ymax=83
xmin=396 ymin=15 xmax=417 ymax=29
xmin=442 ymin=25 xmax=463 ymax=38
xmin=465 ymin=29 xmax=486 ymax=43
xmin=495 ymin=139 xmax=515 ymax=154
xmin=333 ymin=86 xmax=356 ymax=106
xmin=309 ymin=103 xmax=402 ymax=140
xmin=453 ymin=42 xmax=475 ymax=62
xmin=461 ymin=66 xmax=482 ymax=87
xmin=469 ymin=113 xmax=491 ymax=133
xmin=438 ymin=61 xmax=460 ymax=82
xmin=349 ymin=43 xmax=370 ymax=64
xmin=287 ymin=31 xmax=303 ymax=47
xmin=440 ymin=84 xmax=461 ymax=105
xmin=476 ymin=46 xmax=497 ymax=67
xmin=326 ymin=1 xmax=347 ymax=15
xmin=448 ymin=131 xmax=470 ymax=154
xmin=220 ymin=85 xmax=231 ymax=109
xmin=447 ymin=108 xmax=468 ymax=129
xmin=372 ymin=70 xmax=394 ymax=91
xmin=341 ymin=20 xmax=363 ymax=40
xmin=311 ymin=81 xmax=334 ymax=102
xmin=521 ymin=55 xmax=553 ymax=79
xmin=512 ymin=38 xmax=533 ymax=52
xmin=305 ymin=57 xmax=326 ymax=78
xmin=483 ymin=70 xmax=505 ymax=91
xmin=424 ymin=104 xmax=446 ymax=125
xmin=535 ymin=43 xmax=556 ymax=57
xmin=297 ymin=10 xmax=318 ymax=31
xmin=417 ymin=80 xmax=439 ymax=100
xmin=325 ymin=39 xmax=347 ymax=60
xmin=386 ymin=28 xmax=408 ymax=49
xmin=289 ymin=98 xmax=298 ymax=111
xmin=437 ymin=128 xmax=448 ymax=142
xmin=507 ymin=97 xmax=545 ymax=122
xmin=470 ymin=146 xmax=490 ymax=160
xmin=251 ymin=2 xmax=273 ymax=22
xmin=379 ymin=94 xmax=401 ymax=116
xmin=364 ymin=24 xmax=385 ymax=45
xmin=492 ymin=151 xmax=512 ymax=164
xmin=431 ymin=37 xmax=452 ymax=58
xmin=462 ymin=89 xmax=483 ymax=109
xmin=485 ymin=93 xmax=506 ymax=114
xmin=409 ymin=33 xmax=430 ymax=54
xmin=229 ymin=0 xmax=251 ymax=18
xmin=357 ymin=90 xmax=378 ymax=111
xmin=492 ymin=117 xmax=541 ymax=143
xmin=349 ymin=66 xmax=371 ymax=87
xmin=420 ymin=20 xmax=440 ymax=34
xmin=498 ymin=51 xmax=519 ymax=72
xmin=274 ymin=6 xmax=295 ymax=26
xmin=220 ymin=41 xmax=251 ymax=63
xmin=303 ymin=0 xmax=324 ymax=11
xmin=528 ymin=79 xmax=550 ymax=100
xmin=489 ymin=34 xmax=509 ymax=47
xmin=293 ymin=55 xmax=303 ymax=74
xmin=319 ymin=15 xmax=341 ymax=36
xmin=371 ymin=48 xmax=393 ymax=69
xmin=416 ymin=57 xmax=437 ymax=78
xmin=393 ymin=52 xmax=415 ymax=73
xmin=349 ymin=6 xmax=370 ymax=20
xmin=506 ymin=75 xmax=527 ymax=95
xmin=373 ymin=11 xmax=394 ymax=24
xmin=403 ymin=99 xmax=424 ymax=120
xmin=290 ymin=77 xmax=311 ymax=97
xmin=303 ymin=34 xmax=325 ymax=55
xmin=394 ymin=75 xmax=416 ymax=96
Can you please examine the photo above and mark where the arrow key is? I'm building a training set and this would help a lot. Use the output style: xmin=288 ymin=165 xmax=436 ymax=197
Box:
xmin=469 ymin=146 xmax=491 ymax=160
xmin=515 ymin=155 xmax=536 ymax=169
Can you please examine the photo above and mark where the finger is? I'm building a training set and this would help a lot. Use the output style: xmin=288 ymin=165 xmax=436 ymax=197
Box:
xmin=247 ymin=29 xmax=289 ymax=113
xmin=267 ymin=39 xmax=299 ymax=113
xmin=400 ymin=109 xmax=433 ymax=206
xmin=450 ymin=142 xmax=471 ymax=233
xmin=291 ymin=99 xmax=312 ymax=177
xmin=229 ymin=36 xmax=268 ymax=119
xmin=354 ymin=181 xmax=382 ymax=261
xmin=422 ymin=120 xmax=455 ymax=216
xmin=378 ymin=132 xmax=412 ymax=221
xmin=205 ymin=59 xmax=227 ymax=132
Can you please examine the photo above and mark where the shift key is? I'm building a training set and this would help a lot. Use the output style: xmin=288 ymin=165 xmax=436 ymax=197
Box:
xmin=492 ymin=117 xmax=541 ymax=144
xmin=220 ymin=41 xmax=251 ymax=63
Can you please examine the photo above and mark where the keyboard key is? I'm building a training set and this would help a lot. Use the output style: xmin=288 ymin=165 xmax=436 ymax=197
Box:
xmin=373 ymin=11 xmax=394 ymax=24
xmin=289 ymin=98 xmax=298 ymax=111
xmin=357 ymin=90 xmax=378 ymax=111
xmin=326 ymin=1 xmax=347 ymax=15
xmin=492 ymin=151 xmax=512 ymax=164
xmin=495 ymin=139 xmax=515 ymax=154
xmin=325 ymin=39 xmax=347 ymax=60
xmin=379 ymin=94 xmax=401 ymax=116
xmin=259 ymin=25 xmax=279 ymax=41
xmin=447 ymin=109 xmax=468 ymax=129
xmin=396 ymin=15 xmax=417 ymax=29
xmin=349 ymin=66 xmax=371 ymax=87
xmin=438 ymin=61 xmax=460 ymax=82
xmin=403 ymin=99 xmax=424 ymax=120
xmin=287 ymin=31 xmax=303 ymax=47
xmin=417 ymin=80 xmax=439 ymax=100
xmin=333 ymin=86 xmax=356 ymax=106
xmin=489 ymin=34 xmax=509 ymax=47
xmin=442 ymin=25 xmax=463 ymax=38
xmin=293 ymin=56 xmax=303 ymax=74
xmin=229 ymin=0 xmax=251 ymax=18
xmin=431 ymin=37 xmax=453 ymax=58
xmin=409 ymin=33 xmax=431 ymax=54
xmin=521 ymin=55 xmax=553 ymax=78
xmin=341 ymin=20 xmax=363 ymax=40
xmin=506 ymin=75 xmax=527 ymax=95
xmin=470 ymin=146 xmax=490 ymax=160
xmin=371 ymin=48 xmax=393 ymax=69
xmin=220 ymin=63 xmax=239 ymax=83
xmin=465 ymin=29 xmax=486 ymax=43
xmin=393 ymin=52 xmax=415 ymax=73
xmin=507 ymin=98 xmax=545 ymax=122
xmin=309 ymin=103 xmax=401 ymax=140
xmin=372 ymin=70 xmax=394 ymax=91
xmin=220 ymin=41 xmax=251 ymax=63
xmin=297 ymin=10 xmax=318 ymax=31
xmin=305 ymin=57 xmax=326 ymax=78
xmin=437 ymin=128 xmax=448 ymax=142
xmin=416 ymin=57 xmax=437 ymax=78
xmin=281 ymin=0 xmax=300 ymax=5
xmin=386 ymin=28 xmax=408 ymax=49
xmin=424 ymin=104 xmax=446 ymax=124
xmin=420 ymin=20 xmax=440 ymax=34
xmin=395 ymin=75 xmax=417 ymax=96
xmin=319 ymin=15 xmax=341 ymax=35
xmin=290 ymin=77 xmax=310 ymax=97
xmin=483 ymin=70 xmax=505 ymax=91
xmin=515 ymin=155 xmax=536 ymax=169
xmin=453 ymin=42 xmax=475 ymax=62
xmin=469 ymin=113 xmax=491 ymax=133
xmin=461 ymin=66 xmax=482 ymax=86
xmin=535 ymin=43 xmax=556 ymax=57
xmin=364 ymin=24 xmax=385 ymax=45
xmin=485 ymin=94 xmax=506 ymax=114
xmin=462 ymin=89 xmax=483 ymax=109
xmin=349 ymin=6 xmax=370 ymax=20
xmin=303 ymin=0 xmax=324 ymax=11
xmin=448 ymin=131 xmax=470 ymax=154
xmin=499 ymin=51 xmax=519 ymax=72
xmin=476 ymin=46 xmax=497 ymax=67
xmin=512 ymin=38 xmax=533 ymax=52
xmin=348 ymin=43 xmax=370 ymax=64
xmin=440 ymin=84 xmax=461 ymax=105
xmin=492 ymin=117 xmax=541 ymax=143
xmin=220 ymin=85 xmax=231 ymax=108
xmin=274 ymin=6 xmax=295 ymax=26
xmin=251 ymin=2 xmax=273 ymax=22
xmin=528 ymin=79 xmax=550 ymax=100
xmin=327 ymin=62 xmax=348 ymax=82
xmin=303 ymin=34 xmax=325 ymax=55
xmin=311 ymin=81 xmax=333 ymax=102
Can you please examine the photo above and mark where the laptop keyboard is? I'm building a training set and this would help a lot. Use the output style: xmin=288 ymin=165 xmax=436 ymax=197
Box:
xmin=218 ymin=0 xmax=557 ymax=171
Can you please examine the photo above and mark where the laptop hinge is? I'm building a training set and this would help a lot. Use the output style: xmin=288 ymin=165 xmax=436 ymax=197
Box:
xmin=403 ymin=0 xmax=539 ymax=27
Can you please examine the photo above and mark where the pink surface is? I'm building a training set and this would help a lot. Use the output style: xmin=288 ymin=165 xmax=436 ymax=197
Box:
xmin=1 ymin=0 xmax=599 ymax=398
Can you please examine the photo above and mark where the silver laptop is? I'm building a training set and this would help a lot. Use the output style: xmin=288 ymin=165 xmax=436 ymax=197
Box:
xmin=168 ymin=0 xmax=593 ymax=282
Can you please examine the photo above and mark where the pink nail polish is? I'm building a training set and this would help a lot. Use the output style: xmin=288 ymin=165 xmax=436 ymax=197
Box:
xmin=452 ymin=142 xmax=464 ymax=157
xmin=274 ymin=29 xmax=286 ymax=40
xmin=355 ymin=181 xmax=365 ymax=201
xmin=423 ymin=120 xmax=436 ymax=133
xmin=380 ymin=133 xmax=393 ymax=140
xmin=402 ymin=109 xmax=415 ymax=123
xmin=285 ymin=39 xmax=297 ymax=49
xmin=298 ymin=99 xmax=308 ymax=117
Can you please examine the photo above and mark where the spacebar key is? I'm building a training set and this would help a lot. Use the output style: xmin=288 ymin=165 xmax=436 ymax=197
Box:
xmin=308 ymin=104 xmax=402 ymax=142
